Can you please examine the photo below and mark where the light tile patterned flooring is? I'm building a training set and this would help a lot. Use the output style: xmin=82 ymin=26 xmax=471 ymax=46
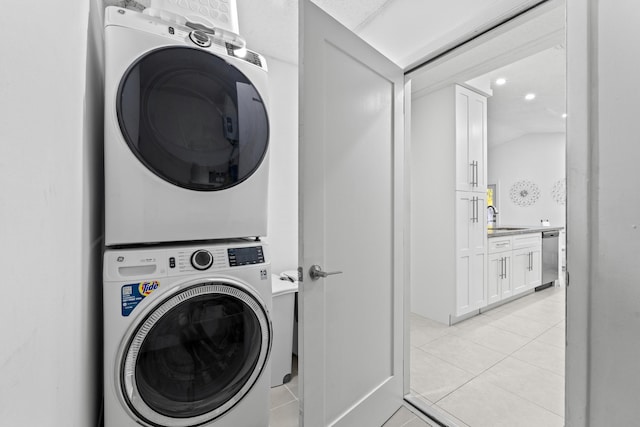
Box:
xmin=270 ymin=287 xmax=564 ymax=427
xmin=269 ymin=358 xmax=434 ymax=427
xmin=411 ymin=287 xmax=565 ymax=427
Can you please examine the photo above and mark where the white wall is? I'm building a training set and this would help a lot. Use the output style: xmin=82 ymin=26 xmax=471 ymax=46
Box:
xmin=0 ymin=0 xmax=102 ymax=425
xmin=410 ymin=88 xmax=456 ymax=323
xmin=567 ymin=0 xmax=640 ymax=424
xmin=488 ymin=133 xmax=566 ymax=226
xmin=264 ymin=57 xmax=299 ymax=275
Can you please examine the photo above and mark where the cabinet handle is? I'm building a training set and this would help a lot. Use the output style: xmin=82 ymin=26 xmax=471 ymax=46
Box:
xmin=474 ymin=197 xmax=478 ymax=223
xmin=470 ymin=161 xmax=476 ymax=186
xmin=474 ymin=161 xmax=479 ymax=187
xmin=471 ymin=197 xmax=477 ymax=223
xmin=529 ymin=252 xmax=532 ymax=271
xmin=500 ymin=257 xmax=505 ymax=279
xmin=471 ymin=197 xmax=475 ymax=223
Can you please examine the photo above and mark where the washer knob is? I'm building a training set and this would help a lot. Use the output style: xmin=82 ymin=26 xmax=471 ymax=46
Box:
xmin=191 ymin=249 xmax=213 ymax=270
xmin=189 ymin=30 xmax=212 ymax=48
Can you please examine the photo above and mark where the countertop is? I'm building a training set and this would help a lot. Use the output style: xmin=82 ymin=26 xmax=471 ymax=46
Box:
xmin=487 ymin=225 xmax=564 ymax=237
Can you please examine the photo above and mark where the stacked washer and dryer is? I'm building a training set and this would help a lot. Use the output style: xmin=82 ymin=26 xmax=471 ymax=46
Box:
xmin=102 ymin=3 xmax=273 ymax=426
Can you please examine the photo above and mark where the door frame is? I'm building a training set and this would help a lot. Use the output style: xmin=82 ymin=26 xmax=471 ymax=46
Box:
xmin=401 ymin=0 xmax=574 ymax=423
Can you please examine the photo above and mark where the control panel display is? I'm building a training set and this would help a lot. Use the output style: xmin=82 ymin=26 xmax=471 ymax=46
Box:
xmin=228 ymin=246 xmax=264 ymax=267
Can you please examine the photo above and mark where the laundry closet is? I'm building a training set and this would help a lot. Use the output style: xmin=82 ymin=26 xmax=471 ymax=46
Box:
xmin=101 ymin=2 xmax=283 ymax=426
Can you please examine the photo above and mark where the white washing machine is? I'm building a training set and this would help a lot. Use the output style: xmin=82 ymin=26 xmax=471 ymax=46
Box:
xmin=104 ymin=241 xmax=272 ymax=427
xmin=104 ymin=6 xmax=270 ymax=246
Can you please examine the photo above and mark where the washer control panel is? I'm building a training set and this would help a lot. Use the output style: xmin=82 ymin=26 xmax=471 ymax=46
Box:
xmin=228 ymin=246 xmax=264 ymax=267
xmin=169 ymin=245 xmax=265 ymax=273
xmin=104 ymin=242 xmax=270 ymax=281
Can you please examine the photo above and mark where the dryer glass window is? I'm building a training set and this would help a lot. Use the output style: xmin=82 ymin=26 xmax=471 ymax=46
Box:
xmin=131 ymin=289 xmax=267 ymax=419
xmin=118 ymin=47 xmax=269 ymax=191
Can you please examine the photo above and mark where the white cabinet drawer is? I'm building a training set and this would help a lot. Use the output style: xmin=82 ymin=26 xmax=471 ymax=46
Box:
xmin=489 ymin=236 xmax=512 ymax=254
xmin=513 ymin=232 xmax=542 ymax=249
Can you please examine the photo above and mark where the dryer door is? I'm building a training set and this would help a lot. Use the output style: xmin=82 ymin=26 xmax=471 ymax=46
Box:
xmin=117 ymin=46 xmax=269 ymax=191
xmin=119 ymin=281 xmax=271 ymax=427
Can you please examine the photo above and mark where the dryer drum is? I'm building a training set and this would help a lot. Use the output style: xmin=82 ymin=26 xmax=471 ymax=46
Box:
xmin=117 ymin=46 xmax=270 ymax=191
xmin=120 ymin=283 xmax=271 ymax=426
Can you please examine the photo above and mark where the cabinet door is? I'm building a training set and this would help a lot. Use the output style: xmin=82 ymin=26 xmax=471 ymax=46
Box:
xmin=470 ymin=251 xmax=487 ymax=310
xmin=468 ymin=89 xmax=487 ymax=190
xmin=455 ymin=85 xmax=487 ymax=192
xmin=500 ymin=253 xmax=513 ymax=299
xmin=525 ymin=247 xmax=542 ymax=289
xmin=487 ymin=253 xmax=503 ymax=305
xmin=513 ymin=247 xmax=543 ymax=294
xmin=471 ymin=194 xmax=487 ymax=253
xmin=512 ymin=248 xmax=530 ymax=295
xmin=457 ymin=251 xmax=486 ymax=315
xmin=456 ymin=192 xmax=487 ymax=315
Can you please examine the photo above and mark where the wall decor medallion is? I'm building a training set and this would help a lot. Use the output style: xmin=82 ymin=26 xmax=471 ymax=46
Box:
xmin=552 ymin=178 xmax=566 ymax=205
xmin=509 ymin=180 xmax=541 ymax=207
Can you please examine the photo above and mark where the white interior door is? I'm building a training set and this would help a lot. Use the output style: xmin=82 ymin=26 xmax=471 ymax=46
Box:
xmin=299 ymin=1 xmax=405 ymax=426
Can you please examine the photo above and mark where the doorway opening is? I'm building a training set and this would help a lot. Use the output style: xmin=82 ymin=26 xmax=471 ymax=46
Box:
xmin=405 ymin=2 xmax=567 ymax=426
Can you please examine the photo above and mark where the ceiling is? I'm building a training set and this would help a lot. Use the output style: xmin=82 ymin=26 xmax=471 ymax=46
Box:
xmin=104 ymin=0 xmax=550 ymax=67
xmin=236 ymin=0 xmax=566 ymax=145
xmin=235 ymin=0 xmax=545 ymax=66
xmin=479 ymin=46 xmax=566 ymax=146
xmin=104 ymin=0 xmax=566 ymax=144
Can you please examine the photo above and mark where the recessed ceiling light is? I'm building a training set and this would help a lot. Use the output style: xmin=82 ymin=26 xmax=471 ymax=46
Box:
xmin=495 ymin=78 xmax=507 ymax=86
xmin=562 ymin=113 xmax=568 ymax=118
xmin=525 ymin=93 xmax=536 ymax=101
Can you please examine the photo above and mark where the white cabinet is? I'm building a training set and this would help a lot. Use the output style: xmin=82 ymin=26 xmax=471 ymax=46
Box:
xmin=487 ymin=252 xmax=512 ymax=304
xmin=456 ymin=85 xmax=487 ymax=192
xmin=454 ymin=85 xmax=487 ymax=318
xmin=512 ymin=248 xmax=541 ymax=294
xmin=487 ymin=236 xmax=512 ymax=305
xmin=511 ymin=233 xmax=542 ymax=294
xmin=410 ymin=84 xmax=489 ymax=325
xmin=456 ymin=192 xmax=487 ymax=315
xmin=488 ymin=233 xmax=541 ymax=306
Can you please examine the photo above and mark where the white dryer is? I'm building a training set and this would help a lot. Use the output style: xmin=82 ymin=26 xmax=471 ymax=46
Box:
xmin=104 ymin=6 xmax=270 ymax=246
xmin=103 ymin=241 xmax=272 ymax=427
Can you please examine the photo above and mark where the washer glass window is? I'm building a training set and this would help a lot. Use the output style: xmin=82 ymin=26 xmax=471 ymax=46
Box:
xmin=118 ymin=47 xmax=269 ymax=191
xmin=123 ymin=284 xmax=269 ymax=422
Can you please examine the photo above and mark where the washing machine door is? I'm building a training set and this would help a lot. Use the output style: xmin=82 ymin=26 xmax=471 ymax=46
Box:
xmin=117 ymin=46 xmax=269 ymax=191
xmin=119 ymin=280 xmax=271 ymax=426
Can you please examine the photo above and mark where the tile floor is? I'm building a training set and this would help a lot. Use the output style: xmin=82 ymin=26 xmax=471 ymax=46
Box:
xmin=269 ymin=357 xmax=434 ymax=427
xmin=410 ymin=286 xmax=565 ymax=427
xmin=269 ymin=286 xmax=564 ymax=427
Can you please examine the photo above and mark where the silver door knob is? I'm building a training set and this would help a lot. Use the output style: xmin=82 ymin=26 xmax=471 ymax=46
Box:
xmin=309 ymin=264 xmax=343 ymax=280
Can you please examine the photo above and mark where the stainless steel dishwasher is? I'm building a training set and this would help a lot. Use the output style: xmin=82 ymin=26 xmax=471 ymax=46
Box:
xmin=538 ymin=230 xmax=560 ymax=290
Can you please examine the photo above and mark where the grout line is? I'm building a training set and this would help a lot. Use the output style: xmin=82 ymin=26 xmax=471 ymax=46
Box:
xmin=469 ymin=363 xmax=565 ymax=418
xmin=410 ymin=289 xmax=566 ymax=424
xmin=270 ymin=397 xmax=298 ymax=412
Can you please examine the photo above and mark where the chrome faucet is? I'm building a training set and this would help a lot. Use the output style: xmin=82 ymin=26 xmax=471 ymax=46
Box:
xmin=487 ymin=205 xmax=498 ymax=227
